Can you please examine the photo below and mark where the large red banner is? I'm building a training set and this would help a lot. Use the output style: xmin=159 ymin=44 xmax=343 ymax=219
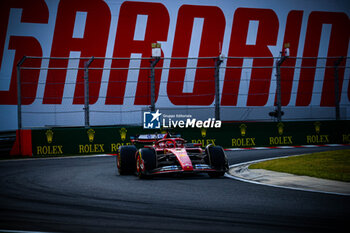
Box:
xmin=0 ymin=0 xmax=349 ymax=129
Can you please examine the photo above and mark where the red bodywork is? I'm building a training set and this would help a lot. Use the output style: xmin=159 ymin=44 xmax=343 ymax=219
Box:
xmin=131 ymin=134 xmax=217 ymax=175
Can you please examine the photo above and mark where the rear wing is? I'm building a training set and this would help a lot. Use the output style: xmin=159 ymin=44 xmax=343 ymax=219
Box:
xmin=130 ymin=134 xmax=167 ymax=144
xmin=130 ymin=133 xmax=181 ymax=144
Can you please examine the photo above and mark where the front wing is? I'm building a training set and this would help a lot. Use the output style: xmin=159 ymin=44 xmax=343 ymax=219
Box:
xmin=149 ymin=164 xmax=226 ymax=175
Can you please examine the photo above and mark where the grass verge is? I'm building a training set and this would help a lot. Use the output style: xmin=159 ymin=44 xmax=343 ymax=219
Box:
xmin=249 ymin=149 xmax=350 ymax=182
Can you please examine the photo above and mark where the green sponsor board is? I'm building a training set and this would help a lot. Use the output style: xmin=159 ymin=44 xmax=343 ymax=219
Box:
xmin=183 ymin=121 xmax=350 ymax=148
xmin=31 ymin=121 xmax=350 ymax=155
xmin=32 ymin=126 xmax=139 ymax=156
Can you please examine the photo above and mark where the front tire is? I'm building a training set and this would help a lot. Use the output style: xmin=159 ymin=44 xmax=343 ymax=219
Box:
xmin=205 ymin=145 xmax=228 ymax=178
xmin=117 ymin=145 xmax=137 ymax=175
xmin=136 ymin=148 xmax=157 ymax=179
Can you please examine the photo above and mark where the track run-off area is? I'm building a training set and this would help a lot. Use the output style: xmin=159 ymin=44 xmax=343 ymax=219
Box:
xmin=0 ymin=146 xmax=349 ymax=233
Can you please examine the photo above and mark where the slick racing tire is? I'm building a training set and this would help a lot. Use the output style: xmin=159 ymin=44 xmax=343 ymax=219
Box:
xmin=117 ymin=145 xmax=137 ymax=175
xmin=205 ymin=145 xmax=228 ymax=178
xmin=136 ymin=148 xmax=157 ymax=179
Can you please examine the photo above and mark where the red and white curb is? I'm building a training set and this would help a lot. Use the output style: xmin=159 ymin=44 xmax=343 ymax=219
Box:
xmin=225 ymin=144 xmax=349 ymax=151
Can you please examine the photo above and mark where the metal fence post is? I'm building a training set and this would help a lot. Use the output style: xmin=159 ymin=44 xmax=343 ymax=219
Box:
xmin=150 ymin=57 xmax=160 ymax=112
xmin=275 ymin=53 xmax=287 ymax=122
xmin=16 ymin=56 xmax=26 ymax=130
xmin=84 ymin=56 xmax=94 ymax=127
xmin=16 ymin=56 xmax=26 ymax=156
xmin=334 ymin=56 xmax=343 ymax=120
xmin=215 ymin=56 xmax=223 ymax=120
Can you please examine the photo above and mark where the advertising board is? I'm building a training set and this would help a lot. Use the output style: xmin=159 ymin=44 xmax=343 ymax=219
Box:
xmin=29 ymin=121 xmax=350 ymax=156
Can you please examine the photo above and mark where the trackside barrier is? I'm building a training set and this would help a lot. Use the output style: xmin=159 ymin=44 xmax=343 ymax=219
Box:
xmin=12 ymin=120 xmax=348 ymax=156
xmin=10 ymin=130 xmax=32 ymax=156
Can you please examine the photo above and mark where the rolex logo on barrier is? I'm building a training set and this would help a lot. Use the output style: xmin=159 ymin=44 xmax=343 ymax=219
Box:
xmin=269 ymin=122 xmax=293 ymax=145
xmin=87 ymin=129 xmax=95 ymax=142
xmin=307 ymin=122 xmax=329 ymax=144
xmin=110 ymin=127 xmax=131 ymax=153
xmin=191 ymin=127 xmax=216 ymax=147
xmin=314 ymin=121 xmax=321 ymax=134
xmin=79 ymin=129 xmax=105 ymax=154
xmin=231 ymin=124 xmax=256 ymax=147
xmin=277 ymin=122 xmax=284 ymax=135
xmin=36 ymin=129 xmax=63 ymax=155
xmin=201 ymin=127 xmax=207 ymax=138
xmin=239 ymin=124 xmax=247 ymax=137
xmin=45 ymin=130 xmax=53 ymax=143
xmin=119 ymin=128 xmax=127 ymax=141
xmin=160 ymin=127 xmax=167 ymax=134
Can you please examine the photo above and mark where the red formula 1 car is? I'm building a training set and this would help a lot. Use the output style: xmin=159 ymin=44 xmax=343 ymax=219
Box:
xmin=116 ymin=133 xmax=228 ymax=179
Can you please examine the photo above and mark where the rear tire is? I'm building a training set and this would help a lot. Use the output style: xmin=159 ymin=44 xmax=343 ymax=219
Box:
xmin=205 ymin=145 xmax=228 ymax=178
xmin=136 ymin=148 xmax=157 ymax=179
xmin=117 ymin=145 xmax=137 ymax=175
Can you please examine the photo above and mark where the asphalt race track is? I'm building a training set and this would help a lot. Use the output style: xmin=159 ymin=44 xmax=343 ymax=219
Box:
xmin=0 ymin=147 xmax=349 ymax=233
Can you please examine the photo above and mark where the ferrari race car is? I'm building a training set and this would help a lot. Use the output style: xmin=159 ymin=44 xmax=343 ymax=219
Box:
xmin=116 ymin=133 xmax=228 ymax=179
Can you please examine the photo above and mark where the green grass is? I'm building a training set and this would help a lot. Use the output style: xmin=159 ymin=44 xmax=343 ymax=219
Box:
xmin=249 ymin=149 xmax=350 ymax=182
